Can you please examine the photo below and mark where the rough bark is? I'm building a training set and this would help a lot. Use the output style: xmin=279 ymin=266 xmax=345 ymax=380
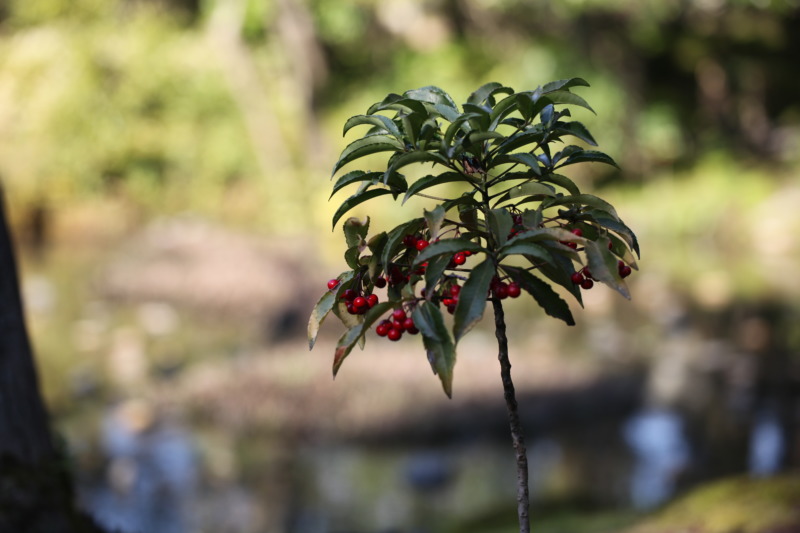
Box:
xmin=492 ymin=298 xmax=530 ymax=533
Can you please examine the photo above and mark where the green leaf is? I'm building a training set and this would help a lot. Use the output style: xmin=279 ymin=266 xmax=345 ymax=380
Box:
xmin=434 ymin=103 xmax=461 ymax=122
xmin=534 ymin=254 xmax=583 ymax=305
xmin=403 ymin=172 xmax=473 ymax=204
xmin=498 ymin=241 xmax=554 ymax=263
xmin=414 ymin=237 xmax=484 ymax=266
xmin=542 ymin=78 xmax=590 ymax=93
xmin=333 ymin=135 xmax=404 ymax=175
xmin=540 ymin=173 xmax=581 ymax=195
xmin=506 ymin=182 xmax=556 ymax=199
xmin=343 ymin=216 xmax=370 ymax=248
xmin=424 ymin=255 xmax=452 ymax=295
xmin=385 ymin=151 xmax=450 ymax=182
xmin=546 ymin=90 xmax=596 ymax=114
xmin=503 ymin=267 xmax=575 ymax=325
xmin=308 ymin=271 xmax=355 ymax=349
xmin=452 ymin=259 xmax=495 ymax=342
xmin=424 ymin=204 xmax=446 ymax=241
xmin=405 ymin=86 xmax=458 ymax=109
xmin=343 ymin=114 xmax=403 ymax=140
xmin=493 ymin=127 xmax=546 ymax=155
xmin=587 ymin=213 xmax=640 ymax=258
xmin=584 ymin=239 xmax=630 ymax=299
xmin=332 ymin=189 xmax=394 ymax=229
xmin=330 ymin=171 xmax=383 ymax=198
xmin=368 ymin=96 xmax=428 ymax=116
xmin=412 ymin=302 xmax=457 ymax=398
xmin=488 ymin=93 xmax=521 ymax=130
xmin=546 ymin=193 xmax=620 ymax=220
xmin=468 ymin=82 xmax=513 ymax=106
xmin=557 ymin=150 xmax=619 ymax=169
xmin=332 ymin=302 xmax=395 ymax=376
xmin=495 ymin=153 xmax=543 ymax=176
xmin=553 ymin=121 xmax=597 ymax=145
xmin=488 ymin=208 xmax=514 ymax=247
xmin=382 ymin=218 xmax=425 ymax=268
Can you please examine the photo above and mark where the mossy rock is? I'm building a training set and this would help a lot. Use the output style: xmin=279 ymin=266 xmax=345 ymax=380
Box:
xmin=626 ymin=475 xmax=800 ymax=533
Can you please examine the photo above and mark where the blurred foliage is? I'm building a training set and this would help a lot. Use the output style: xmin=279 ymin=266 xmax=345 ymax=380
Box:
xmin=0 ymin=0 xmax=798 ymax=275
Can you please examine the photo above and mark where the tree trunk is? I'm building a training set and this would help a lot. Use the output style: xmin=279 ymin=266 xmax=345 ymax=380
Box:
xmin=493 ymin=298 xmax=530 ymax=533
xmin=0 ymin=186 xmax=107 ymax=532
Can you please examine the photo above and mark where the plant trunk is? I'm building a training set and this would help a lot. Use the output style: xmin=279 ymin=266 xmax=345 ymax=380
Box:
xmin=492 ymin=298 xmax=530 ymax=533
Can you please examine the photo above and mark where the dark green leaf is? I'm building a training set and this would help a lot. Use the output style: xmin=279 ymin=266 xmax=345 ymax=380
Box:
xmin=332 ymin=302 xmax=395 ymax=376
xmin=540 ymin=173 xmax=581 ymax=195
xmin=405 ymin=86 xmax=458 ymax=109
xmin=385 ymin=151 xmax=450 ymax=181
xmin=468 ymin=82 xmax=513 ymax=106
xmin=534 ymin=254 xmax=583 ymax=305
xmin=414 ymin=237 xmax=484 ymax=266
xmin=368 ymin=96 xmax=428 ymax=116
xmin=403 ymin=172 xmax=474 ymax=204
xmin=424 ymin=255 xmax=452 ymax=295
xmin=553 ymin=121 xmax=597 ymax=145
xmin=412 ymin=302 xmax=457 ymax=397
xmin=492 ymin=127 xmax=546 ymax=155
xmin=424 ymin=204 xmax=446 ymax=241
xmin=382 ymin=218 xmax=425 ymax=268
xmin=453 ymin=259 xmax=495 ymax=342
xmin=542 ymin=78 xmax=591 ymax=93
xmin=308 ymin=271 xmax=355 ymax=349
xmin=587 ymin=212 xmax=640 ymax=258
xmin=546 ymin=90 xmax=596 ymax=114
xmin=546 ymin=193 xmax=620 ymax=220
xmin=488 ymin=208 xmax=513 ymax=247
xmin=504 ymin=267 xmax=575 ymax=325
xmin=488 ymin=94 xmax=521 ymax=130
xmin=557 ymin=150 xmax=619 ymax=169
xmin=584 ymin=239 xmax=630 ymax=299
xmin=506 ymin=182 xmax=556 ymax=199
xmin=333 ymin=135 xmax=404 ymax=175
xmin=332 ymin=189 xmax=394 ymax=229
xmin=495 ymin=153 xmax=543 ymax=176
xmin=330 ymin=171 xmax=383 ymax=198
xmin=498 ymin=241 xmax=553 ymax=263
xmin=343 ymin=114 xmax=403 ymax=140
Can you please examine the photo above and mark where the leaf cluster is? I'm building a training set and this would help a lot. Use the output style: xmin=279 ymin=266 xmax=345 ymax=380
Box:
xmin=310 ymin=80 xmax=640 ymax=397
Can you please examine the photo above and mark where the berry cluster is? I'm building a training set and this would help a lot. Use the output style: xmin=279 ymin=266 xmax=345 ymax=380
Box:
xmin=570 ymin=259 xmax=632 ymax=291
xmin=490 ymin=277 xmax=522 ymax=300
xmin=375 ymin=308 xmax=419 ymax=341
xmin=559 ymin=227 xmax=583 ymax=249
xmin=327 ymin=278 xmax=380 ymax=315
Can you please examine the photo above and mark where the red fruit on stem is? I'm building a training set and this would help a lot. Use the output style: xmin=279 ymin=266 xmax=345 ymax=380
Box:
xmin=353 ymin=296 xmax=368 ymax=309
xmin=406 ymin=325 xmax=419 ymax=335
xmin=393 ymin=320 xmax=406 ymax=332
xmin=403 ymin=234 xmax=416 ymax=248
xmin=571 ymin=228 xmax=583 ymax=237
xmin=608 ymin=241 xmax=614 ymax=250
xmin=367 ymin=294 xmax=379 ymax=307
xmin=449 ymin=285 xmax=461 ymax=296
xmin=415 ymin=239 xmax=430 ymax=251
xmin=507 ymin=282 xmax=521 ymax=298
xmin=392 ymin=308 xmax=406 ymax=321
xmin=463 ymin=250 xmax=472 ymax=256
xmin=376 ymin=323 xmax=390 ymax=337
xmin=495 ymin=284 xmax=509 ymax=299
xmin=571 ymin=272 xmax=584 ymax=284
xmin=387 ymin=328 xmax=402 ymax=341
xmin=446 ymin=304 xmax=456 ymax=315
xmin=580 ymin=278 xmax=594 ymax=290
xmin=327 ymin=279 xmax=339 ymax=290
xmin=343 ymin=289 xmax=357 ymax=301
xmin=346 ymin=303 xmax=356 ymax=314
xmin=442 ymin=298 xmax=455 ymax=307
xmin=374 ymin=277 xmax=387 ymax=288
xmin=403 ymin=317 xmax=415 ymax=331
xmin=453 ymin=252 xmax=467 ymax=265
xmin=582 ymin=267 xmax=593 ymax=280
xmin=619 ymin=264 xmax=632 ymax=278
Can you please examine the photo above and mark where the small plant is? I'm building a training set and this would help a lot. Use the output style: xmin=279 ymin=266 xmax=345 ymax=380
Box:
xmin=308 ymin=79 xmax=639 ymax=532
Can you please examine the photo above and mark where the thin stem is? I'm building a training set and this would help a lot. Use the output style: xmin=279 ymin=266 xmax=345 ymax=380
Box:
xmin=492 ymin=298 xmax=530 ymax=533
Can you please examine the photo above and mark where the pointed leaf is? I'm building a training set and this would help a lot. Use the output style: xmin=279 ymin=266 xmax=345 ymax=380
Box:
xmin=385 ymin=151 xmax=450 ymax=181
xmin=332 ymin=189 xmax=393 ymax=229
xmin=504 ymin=266 xmax=575 ymax=325
xmin=553 ymin=121 xmax=597 ymax=145
xmin=382 ymin=218 xmax=425 ymax=268
xmin=405 ymin=86 xmax=458 ymax=109
xmin=539 ymin=173 xmax=581 ymax=195
xmin=451 ymin=259 xmax=495 ymax=343
xmin=424 ymin=255 xmax=452 ymax=296
xmin=546 ymin=193 xmax=620 ymax=220
xmin=332 ymin=302 xmax=395 ymax=376
xmin=343 ymin=114 xmax=403 ymax=140
xmin=343 ymin=216 xmax=370 ymax=248
xmin=412 ymin=302 xmax=457 ymax=398
xmin=506 ymin=182 xmax=556 ymax=199
xmin=546 ymin=90 xmax=596 ymax=114
xmin=424 ymin=204 xmax=446 ymax=242
xmin=330 ymin=171 xmax=383 ymax=198
xmin=496 ymin=153 xmax=543 ymax=176
xmin=308 ymin=271 xmax=355 ymax=349
xmin=333 ymin=135 xmax=404 ymax=175
xmin=403 ymin=172 xmax=474 ymax=204
xmin=468 ymin=82 xmax=513 ymax=106
xmin=414 ymin=237 xmax=484 ymax=266
xmin=488 ymin=208 xmax=513 ymax=247
xmin=498 ymin=241 xmax=554 ymax=263
xmin=584 ymin=239 xmax=630 ymax=299
xmin=557 ymin=150 xmax=619 ymax=169
xmin=542 ymin=78 xmax=591 ymax=93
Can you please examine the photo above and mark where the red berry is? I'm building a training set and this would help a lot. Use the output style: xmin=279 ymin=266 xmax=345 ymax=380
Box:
xmin=583 ymin=267 xmax=593 ymax=280
xmin=513 ymin=214 xmax=523 ymax=225
xmin=392 ymin=308 xmax=406 ymax=321
xmin=376 ymin=323 xmax=390 ymax=337
xmin=346 ymin=303 xmax=356 ymax=314
xmin=608 ymin=241 xmax=614 ymax=250
xmin=571 ymin=272 xmax=584 ymax=284
xmin=442 ymin=298 xmax=455 ymax=307
xmin=446 ymin=304 xmax=456 ymax=314
xmin=342 ymin=289 xmax=357 ymax=301
xmin=392 ymin=320 xmax=406 ymax=332
xmin=453 ymin=252 xmax=466 ymax=265
xmin=567 ymin=242 xmax=578 ymax=249
xmin=463 ymin=250 xmax=472 ymax=256
xmin=367 ymin=294 xmax=379 ymax=307
xmin=449 ymin=285 xmax=461 ymax=296
xmin=374 ymin=277 xmax=387 ymax=288
xmin=403 ymin=234 xmax=416 ymax=248
xmin=580 ymin=278 xmax=594 ymax=290
xmin=571 ymin=228 xmax=583 ymax=237
xmin=353 ymin=296 xmax=368 ymax=309
xmin=403 ymin=317 xmax=415 ymax=331
xmin=495 ymin=284 xmax=509 ymax=299
xmin=327 ymin=279 xmax=339 ymax=290
xmin=406 ymin=325 xmax=419 ymax=335
xmin=387 ymin=328 xmax=402 ymax=341
xmin=507 ymin=282 xmax=521 ymax=298
xmin=415 ymin=239 xmax=430 ymax=251
xmin=619 ymin=263 xmax=632 ymax=278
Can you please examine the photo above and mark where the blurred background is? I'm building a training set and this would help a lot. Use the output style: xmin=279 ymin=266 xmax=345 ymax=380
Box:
xmin=3 ymin=0 xmax=800 ymax=531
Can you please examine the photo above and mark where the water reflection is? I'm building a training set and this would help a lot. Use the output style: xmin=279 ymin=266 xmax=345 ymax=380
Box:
xmin=623 ymin=408 xmax=690 ymax=509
